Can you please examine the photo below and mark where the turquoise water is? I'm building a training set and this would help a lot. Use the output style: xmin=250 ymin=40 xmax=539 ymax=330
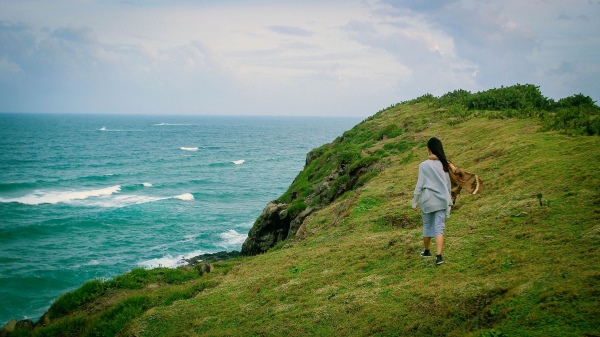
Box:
xmin=0 ymin=113 xmax=360 ymax=324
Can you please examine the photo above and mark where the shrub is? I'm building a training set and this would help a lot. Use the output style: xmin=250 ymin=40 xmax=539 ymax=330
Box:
xmin=408 ymin=93 xmax=436 ymax=105
xmin=159 ymin=283 xmax=210 ymax=306
xmin=160 ymin=268 xmax=198 ymax=284
xmin=383 ymin=141 xmax=414 ymax=154
xmin=109 ymin=268 xmax=150 ymax=290
xmin=48 ymin=279 xmax=108 ymax=319
xmin=542 ymin=106 xmax=600 ymax=136
xmin=349 ymin=156 xmax=379 ymax=175
xmin=268 ymin=239 xmax=289 ymax=252
xmin=556 ymin=93 xmax=596 ymax=108
xmin=377 ymin=124 xmax=403 ymax=140
xmin=353 ymin=197 xmax=380 ymax=214
xmin=288 ymin=200 xmax=307 ymax=218
xmin=339 ymin=149 xmax=361 ymax=166
xmin=438 ymin=89 xmax=472 ymax=107
xmin=356 ymin=171 xmax=378 ymax=187
xmin=87 ymin=296 xmax=151 ymax=337
xmin=422 ymin=84 xmax=599 ymax=135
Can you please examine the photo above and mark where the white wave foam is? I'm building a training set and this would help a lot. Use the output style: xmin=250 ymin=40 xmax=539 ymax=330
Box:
xmin=232 ymin=159 xmax=245 ymax=165
xmin=99 ymin=126 xmax=106 ymax=131
xmin=137 ymin=250 xmax=207 ymax=269
xmin=0 ymin=185 xmax=197 ymax=208
xmin=180 ymin=147 xmax=199 ymax=151
xmin=219 ymin=229 xmax=248 ymax=246
xmin=174 ymin=193 xmax=194 ymax=201
xmin=84 ymin=194 xmax=163 ymax=208
xmin=181 ymin=234 xmax=198 ymax=243
xmin=0 ymin=185 xmax=121 ymax=205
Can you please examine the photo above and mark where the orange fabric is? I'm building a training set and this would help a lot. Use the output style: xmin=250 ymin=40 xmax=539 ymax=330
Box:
xmin=448 ymin=161 xmax=483 ymax=204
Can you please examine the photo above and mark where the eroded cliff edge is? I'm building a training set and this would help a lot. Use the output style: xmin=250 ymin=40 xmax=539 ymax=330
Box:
xmin=241 ymin=122 xmax=394 ymax=255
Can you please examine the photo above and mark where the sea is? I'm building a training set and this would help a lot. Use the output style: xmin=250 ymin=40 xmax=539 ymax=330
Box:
xmin=0 ymin=113 xmax=361 ymax=325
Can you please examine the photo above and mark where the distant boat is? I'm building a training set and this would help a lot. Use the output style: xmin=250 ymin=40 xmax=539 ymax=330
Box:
xmin=100 ymin=126 xmax=107 ymax=131
xmin=232 ymin=160 xmax=245 ymax=165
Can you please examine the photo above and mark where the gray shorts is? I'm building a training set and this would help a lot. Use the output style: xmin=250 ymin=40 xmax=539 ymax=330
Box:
xmin=422 ymin=209 xmax=446 ymax=237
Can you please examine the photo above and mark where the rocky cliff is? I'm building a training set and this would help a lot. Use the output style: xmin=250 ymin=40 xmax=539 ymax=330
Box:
xmin=241 ymin=126 xmax=389 ymax=256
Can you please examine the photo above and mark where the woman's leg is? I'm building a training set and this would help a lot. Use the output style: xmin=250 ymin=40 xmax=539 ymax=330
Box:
xmin=422 ymin=211 xmax=435 ymax=254
xmin=433 ymin=210 xmax=446 ymax=264
xmin=423 ymin=237 xmax=431 ymax=250
xmin=435 ymin=234 xmax=444 ymax=256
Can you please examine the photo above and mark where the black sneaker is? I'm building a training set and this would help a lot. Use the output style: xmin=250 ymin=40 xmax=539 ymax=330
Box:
xmin=420 ymin=250 xmax=432 ymax=257
xmin=436 ymin=255 xmax=444 ymax=265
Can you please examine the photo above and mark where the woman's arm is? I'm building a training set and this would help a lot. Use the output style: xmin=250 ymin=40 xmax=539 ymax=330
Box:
xmin=412 ymin=164 xmax=424 ymax=210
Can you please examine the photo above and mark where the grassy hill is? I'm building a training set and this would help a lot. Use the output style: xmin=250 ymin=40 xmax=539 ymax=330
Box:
xmin=7 ymin=85 xmax=600 ymax=337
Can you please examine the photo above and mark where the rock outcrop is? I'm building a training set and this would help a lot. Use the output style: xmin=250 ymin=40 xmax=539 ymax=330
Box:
xmin=241 ymin=143 xmax=383 ymax=256
xmin=185 ymin=250 xmax=240 ymax=265
xmin=0 ymin=318 xmax=36 ymax=337
xmin=241 ymin=201 xmax=292 ymax=256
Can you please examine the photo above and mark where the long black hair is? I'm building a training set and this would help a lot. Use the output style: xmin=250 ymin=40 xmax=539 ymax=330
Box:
xmin=427 ymin=137 xmax=449 ymax=172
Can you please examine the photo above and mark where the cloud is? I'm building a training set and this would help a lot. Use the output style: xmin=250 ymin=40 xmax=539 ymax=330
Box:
xmin=547 ymin=60 xmax=577 ymax=76
xmin=341 ymin=5 xmax=480 ymax=96
xmin=556 ymin=12 xmax=573 ymax=20
xmin=0 ymin=21 xmax=37 ymax=60
xmin=376 ymin=0 xmax=594 ymax=94
xmin=51 ymin=26 xmax=97 ymax=44
xmin=0 ymin=0 xmax=598 ymax=115
xmin=268 ymin=25 xmax=314 ymax=36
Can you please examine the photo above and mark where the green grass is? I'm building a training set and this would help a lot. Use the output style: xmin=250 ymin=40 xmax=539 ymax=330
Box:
xmin=17 ymin=85 xmax=600 ymax=336
xmin=17 ymin=268 xmax=215 ymax=337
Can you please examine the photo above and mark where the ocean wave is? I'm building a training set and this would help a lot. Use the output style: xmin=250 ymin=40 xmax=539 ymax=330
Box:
xmin=98 ymin=127 xmax=144 ymax=132
xmin=208 ymin=160 xmax=245 ymax=167
xmin=154 ymin=123 xmax=194 ymax=126
xmin=76 ymin=173 xmax=119 ymax=183
xmin=83 ymin=194 xmax=163 ymax=208
xmin=0 ymin=181 xmax=40 ymax=193
xmin=188 ymin=179 xmax=211 ymax=185
xmin=180 ymin=234 xmax=199 ymax=243
xmin=218 ymin=229 xmax=248 ymax=246
xmin=174 ymin=193 xmax=194 ymax=201
xmin=80 ymin=191 xmax=195 ymax=207
xmin=118 ymin=184 xmax=143 ymax=192
xmin=137 ymin=250 xmax=207 ymax=269
xmin=0 ymin=185 xmax=122 ymax=205
xmin=208 ymin=162 xmax=229 ymax=168
xmin=0 ymin=181 xmax=195 ymax=207
xmin=0 ymin=175 xmax=120 ymax=194
xmin=113 ymin=182 xmax=151 ymax=193
xmin=180 ymin=147 xmax=199 ymax=152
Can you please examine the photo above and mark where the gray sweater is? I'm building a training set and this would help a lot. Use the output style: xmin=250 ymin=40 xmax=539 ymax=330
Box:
xmin=412 ymin=159 xmax=453 ymax=215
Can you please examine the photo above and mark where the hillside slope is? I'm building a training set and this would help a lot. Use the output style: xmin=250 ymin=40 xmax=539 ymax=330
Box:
xmin=7 ymin=85 xmax=600 ymax=337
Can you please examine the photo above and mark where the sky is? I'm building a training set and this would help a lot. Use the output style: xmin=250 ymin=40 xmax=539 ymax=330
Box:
xmin=0 ymin=0 xmax=598 ymax=116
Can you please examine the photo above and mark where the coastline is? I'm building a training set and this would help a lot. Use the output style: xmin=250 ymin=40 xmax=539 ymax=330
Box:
xmin=185 ymin=250 xmax=241 ymax=266
xmin=0 ymin=249 xmax=243 ymax=334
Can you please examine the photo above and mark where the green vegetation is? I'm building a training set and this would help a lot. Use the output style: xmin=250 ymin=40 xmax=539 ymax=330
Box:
xmin=11 ymin=84 xmax=600 ymax=336
xmin=287 ymin=200 xmax=308 ymax=218
xmin=406 ymin=84 xmax=600 ymax=136
xmin=48 ymin=267 xmax=205 ymax=321
xmin=11 ymin=267 xmax=217 ymax=337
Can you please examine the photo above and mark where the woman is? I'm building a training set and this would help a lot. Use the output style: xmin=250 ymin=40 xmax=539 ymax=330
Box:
xmin=412 ymin=137 xmax=453 ymax=265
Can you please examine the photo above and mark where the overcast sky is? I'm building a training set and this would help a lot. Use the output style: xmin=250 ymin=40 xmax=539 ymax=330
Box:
xmin=1 ymin=0 xmax=598 ymax=116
